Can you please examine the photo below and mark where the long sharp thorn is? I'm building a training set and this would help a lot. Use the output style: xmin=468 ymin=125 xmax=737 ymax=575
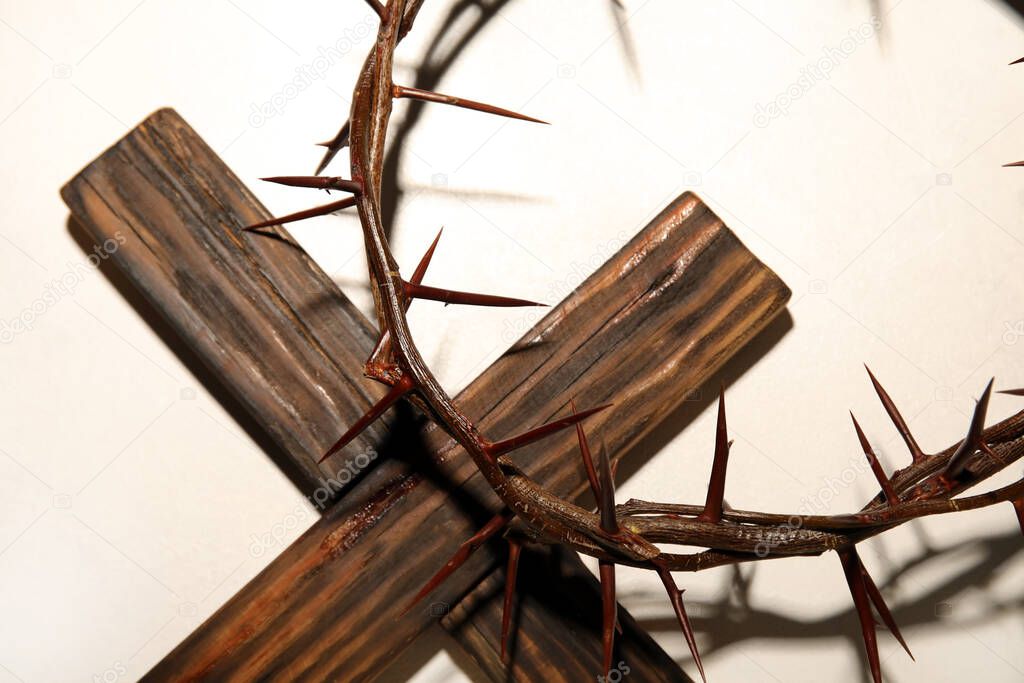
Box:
xmin=1011 ymin=56 xmax=1024 ymax=65
xmin=500 ymin=539 xmax=522 ymax=660
xmin=698 ymin=386 xmax=731 ymax=523
xmin=403 ymin=282 xmax=545 ymax=308
xmin=1013 ymin=498 xmax=1024 ymax=536
xmin=393 ymin=84 xmax=549 ymax=125
xmin=1004 ymin=161 xmax=1024 ymax=167
xmin=314 ymin=121 xmax=350 ymax=174
xmin=245 ymin=196 xmax=358 ymax=231
xmin=571 ymin=400 xmax=601 ymax=500
xmin=999 ymin=387 xmax=1024 ymax=396
xmin=369 ymin=229 xmax=444 ymax=364
xmin=319 ymin=376 xmax=413 ymax=463
xmin=850 ymin=412 xmax=898 ymax=505
xmin=860 ymin=564 xmax=914 ymax=660
xmin=656 ymin=567 xmax=707 ymax=683
xmin=599 ymin=560 xmax=617 ymax=677
xmin=487 ymin=404 xmax=612 ymax=457
xmin=597 ymin=445 xmax=619 ymax=533
xmin=410 ymin=229 xmax=443 ymax=287
xmin=261 ymin=176 xmax=363 ymax=194
xmin=865 ymin=365 xmax=926 ymax=462
xmin=403 ymin=512 xmax=510 ymax=614
xmin=838 ymin=548 xmax=882 ymax=683
xmin=942 ymin=378 xmax=994 ymax=480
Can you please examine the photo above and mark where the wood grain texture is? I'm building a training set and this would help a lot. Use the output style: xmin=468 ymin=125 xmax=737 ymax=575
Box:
xmin=61 ymin=107 xmax=384 ymax=499
xmin=62 ymin=109 xmax=790 ymax=681
xmin=443 ymin=545 xmax=694 ymax=683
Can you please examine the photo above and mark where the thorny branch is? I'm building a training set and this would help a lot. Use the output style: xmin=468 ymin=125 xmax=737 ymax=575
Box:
xmin=246 ymin=2 xmax=1024 ymax=680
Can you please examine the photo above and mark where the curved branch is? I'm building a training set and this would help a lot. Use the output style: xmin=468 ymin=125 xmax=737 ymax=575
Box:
xmin=256 ymin=3 xmax=1024 ymax=677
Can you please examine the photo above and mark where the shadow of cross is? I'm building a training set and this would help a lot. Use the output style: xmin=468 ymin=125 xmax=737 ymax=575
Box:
xmin=61 ymin=108 xmax=790 ymax=682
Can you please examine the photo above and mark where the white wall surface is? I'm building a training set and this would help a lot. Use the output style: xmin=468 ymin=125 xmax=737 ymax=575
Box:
xmin=1 ymin=1 xmax=1022 ymax=681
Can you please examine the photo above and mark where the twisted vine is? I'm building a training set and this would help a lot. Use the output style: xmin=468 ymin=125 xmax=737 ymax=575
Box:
xmin=245 ymin=2 xmax=1024 ymax=680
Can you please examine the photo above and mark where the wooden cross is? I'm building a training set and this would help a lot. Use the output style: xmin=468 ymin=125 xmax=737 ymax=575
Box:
xmin=62 ymin=108 xmax=790 ymax=682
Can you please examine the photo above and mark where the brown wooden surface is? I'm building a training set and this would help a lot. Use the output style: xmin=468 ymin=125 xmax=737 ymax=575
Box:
xmin=62 ymin=108 xmax=790 ymax=681
xmin=443 ymin=544 xmax=696 ymax=683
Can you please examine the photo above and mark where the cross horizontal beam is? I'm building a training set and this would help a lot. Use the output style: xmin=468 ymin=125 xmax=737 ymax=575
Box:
xmin=62 ymin=108 xmax=790 ymax=681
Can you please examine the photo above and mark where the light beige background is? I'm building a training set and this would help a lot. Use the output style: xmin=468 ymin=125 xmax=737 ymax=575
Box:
xmin=1 ymin=0 xmax=1022 ymax=681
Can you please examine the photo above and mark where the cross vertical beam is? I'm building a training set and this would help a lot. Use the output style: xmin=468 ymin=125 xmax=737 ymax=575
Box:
xmin=62 ymin=109 xmax=790 ymax=681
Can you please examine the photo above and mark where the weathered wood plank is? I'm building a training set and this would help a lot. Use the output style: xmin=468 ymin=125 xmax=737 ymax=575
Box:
xmin=443 ymin=544 xmax=697 ymax=683
xmin=62 ymin=108 xmax=790 ymax=681
xmin=62 ymin=107 xmax=384 ymax=498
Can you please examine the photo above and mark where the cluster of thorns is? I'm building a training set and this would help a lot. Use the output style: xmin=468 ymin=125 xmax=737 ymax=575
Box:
xmin=241 ymin=2 xmax=1024 ymax=680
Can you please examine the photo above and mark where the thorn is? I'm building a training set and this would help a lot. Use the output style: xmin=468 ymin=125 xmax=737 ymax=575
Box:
xmin=1003 ymin=161 xmax=1024 ymax=167
xmin=599 ymin=560 xmax=617 ymax=677
xmin=500 ymin=539 xmax=522 ymax=660
xmin=392 ymin=84 xmax=549 ymax=125
xmin=487 ymin=404 xmax=612 ymax=457
xmin=261 ymin=176 xmax=363 ymax=194
xmin=403 ymin=282 xmax=545 ymax=308
xmin=999 ymin=388 xmax=1024 ymax=396
xmin=942 ymin=378 xmax=994 ymax=480
xmin=1011 ymin=57 xmax=1024 ymax=65
xmin=1013 ymin=498 xmax=1024 ymax=537
xmin=369 ymin=230 xmax=444 ymax=364
xmin=838 ymin=547 xmax=882 ymax=683
xmin=245 ymin=196 xmax=358 ymax=231
xmin=403 ymin=511 xmax=511 ymax=614
xmin=697 ymin=386 xmax=731 ymax=523
xmin=860 ymin=564 xmax=914 ymax=661
xmin=314 ymin=121 xmax=350 ymax=174
xmin=656 ymin=566 xmax=707 ymax=683
xmin=319 ymin=375 xmax=413 ymax=463
xmin=597 ymin=444 xmax=619 ymax=534
xmin=865 ymin=365 xmax=927 ymax=462
xmin=410 ymin=229 xmax=443 ymax=286
xmin=571 ymin=399 xmax=602 ymax=500
xmin=850 ymin=412 xmax=898 ymax=505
